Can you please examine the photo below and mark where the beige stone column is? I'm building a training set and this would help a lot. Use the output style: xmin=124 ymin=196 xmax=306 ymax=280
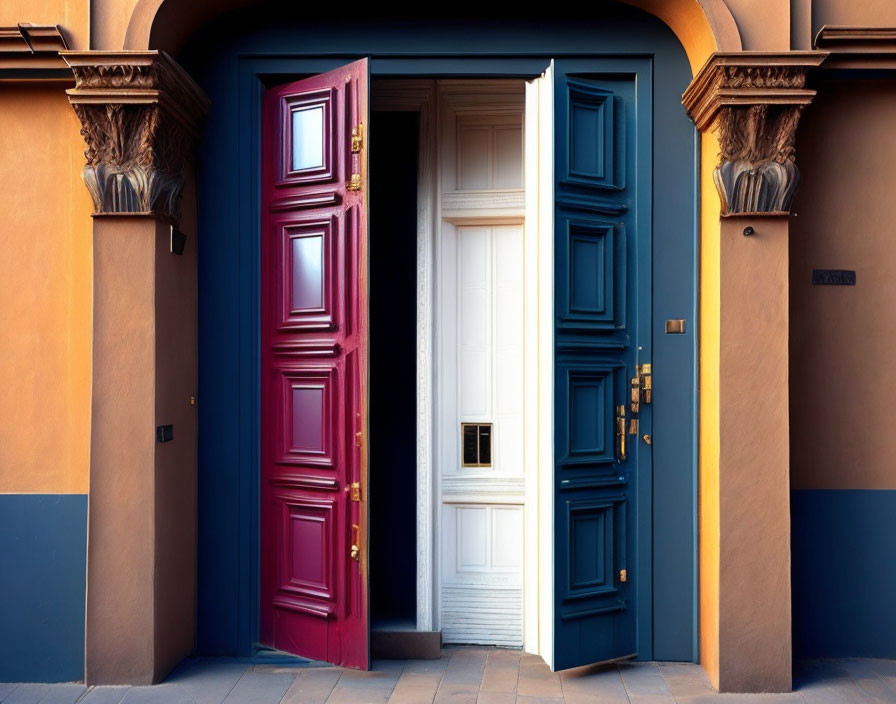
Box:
xmin=61 ymin=51 xmax=208 ymax=685
xmin=683 ymin=52 xmax=825 ymax=693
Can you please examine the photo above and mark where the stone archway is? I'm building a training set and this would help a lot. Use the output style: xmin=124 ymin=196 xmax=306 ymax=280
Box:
xmin=121 ymin=0 xmax=741 ymax=69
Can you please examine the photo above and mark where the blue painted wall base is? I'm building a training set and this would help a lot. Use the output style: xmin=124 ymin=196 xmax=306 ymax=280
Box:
xmin=0 ymin=494 xmax=87 ymax=682
xmin=792 ymin=489 xmax=896 ymax=658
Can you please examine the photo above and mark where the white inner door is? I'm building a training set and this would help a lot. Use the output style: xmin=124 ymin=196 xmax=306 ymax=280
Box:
xmin=437 ymin=82 xmax=527 ymax=647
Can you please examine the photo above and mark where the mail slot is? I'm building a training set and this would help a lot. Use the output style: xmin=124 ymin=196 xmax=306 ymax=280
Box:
xmin=461 ymin=423 xmax=492 ymax=467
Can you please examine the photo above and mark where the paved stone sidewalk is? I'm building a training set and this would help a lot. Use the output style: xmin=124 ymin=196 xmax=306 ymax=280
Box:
xmin=2 ymin=648 xmax=895 ymax=704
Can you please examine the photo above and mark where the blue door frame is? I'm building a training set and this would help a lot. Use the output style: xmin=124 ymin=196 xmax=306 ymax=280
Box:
xmin=187 ymin=7 xmax=697 ymax=663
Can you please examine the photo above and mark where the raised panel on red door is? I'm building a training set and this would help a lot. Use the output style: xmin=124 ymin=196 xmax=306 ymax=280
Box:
xmin=261 ymin=59 xmax=369 ymax=669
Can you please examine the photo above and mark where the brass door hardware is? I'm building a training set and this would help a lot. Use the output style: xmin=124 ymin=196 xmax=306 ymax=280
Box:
xmin=347 ymin=482 xmax=361 ymax=502
xmin=636 ymin=364 xmax=652 ymax=404
xmin=665 ymin=319 xmax=686 ymax=334
xmin=350 ymin=524 xmax=361 ymax=562
xmin=631 ymin=363 xmax=652 ymax=410
xmin=350 ymin=124 xmax=364 ymax=153
xmin=347 ymin=123 xmax=364 ymax=191
xmin=616 ymin=405 xmax=627 ymax=461
xmin=642 ymin=434 xmax=652 ymax=445
xmin=628 ymin=418 xmax=639 ymax=436
xmin=619 ymin=569 xmax=628 ymax=583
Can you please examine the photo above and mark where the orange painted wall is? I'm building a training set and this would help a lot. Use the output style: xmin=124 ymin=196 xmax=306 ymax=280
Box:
xmin=0 ymin=0 xmax=89 ymax=49
xmin=0 ymin=88 xmax=93 ymax=495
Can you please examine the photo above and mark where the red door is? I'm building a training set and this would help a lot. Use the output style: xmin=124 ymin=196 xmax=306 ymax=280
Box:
xmin=260 ymin=59 xmax=369 ymax=669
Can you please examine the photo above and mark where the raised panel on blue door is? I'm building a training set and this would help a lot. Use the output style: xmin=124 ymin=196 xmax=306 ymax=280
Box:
xmin=558 ymin=219 xmax=625 ymax=332
xmin=560 ymin=496 xmax=627 ymax=618
xmin=565 ymin=368 xmax=614 ymax=465
xmin=569 ymin=502 xmax=610 ymax=592
xmin=562 ymin=79 xmax=623 ymax=191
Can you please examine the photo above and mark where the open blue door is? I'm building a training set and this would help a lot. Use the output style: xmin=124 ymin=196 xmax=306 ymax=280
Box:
xmin=551 ymin=59 xmax=652 ymax=671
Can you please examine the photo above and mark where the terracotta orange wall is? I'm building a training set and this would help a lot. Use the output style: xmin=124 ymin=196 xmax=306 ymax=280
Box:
xmin=90 ymin=0 xmax=140 ymax=51
xmin=153 ymin=168 xmax=199 ymax=681
xmin=0 ymin=88 xmax=92 ymax=495
xmin=86 ymin=209 xmax=199 ymax=684
xmin=718 ymin=215 xmax=791 ymax=692
xmin=724 ymin=0 xmax=789 ymax=49
xmin=87 ymin=216 xmax=157 ymax=685
xmin=791 ymin=81 xmax=896 ymax=492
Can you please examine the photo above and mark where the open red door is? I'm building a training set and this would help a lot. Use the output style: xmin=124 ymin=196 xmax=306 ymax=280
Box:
xmin=260 ymin=59 xmax=369 ymax=669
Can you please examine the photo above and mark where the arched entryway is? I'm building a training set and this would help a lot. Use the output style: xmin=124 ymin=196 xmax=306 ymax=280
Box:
xmin=171 ymin=1 xmax=699 ymax=672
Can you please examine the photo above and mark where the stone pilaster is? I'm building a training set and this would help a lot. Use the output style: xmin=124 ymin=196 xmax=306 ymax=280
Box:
xmin=58 ymin=51 xmax=206 ymax=684
xmin=61 ymin=51 xmax=209 ymax=222
xmin=683 ymin=53 xmax=826 ymax=214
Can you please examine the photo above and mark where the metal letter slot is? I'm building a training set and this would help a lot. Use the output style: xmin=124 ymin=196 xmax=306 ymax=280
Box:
xmin=665 ymin=319 xmax=686 ymax=334
xmin=462 ymin=423 xmax=493 ymax=467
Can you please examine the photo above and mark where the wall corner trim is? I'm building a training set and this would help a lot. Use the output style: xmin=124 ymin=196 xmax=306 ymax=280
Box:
xmin=814 ymin=26 xmax=896 ymax=70
xmin=0 ymin=24 xmax=73 ymax=81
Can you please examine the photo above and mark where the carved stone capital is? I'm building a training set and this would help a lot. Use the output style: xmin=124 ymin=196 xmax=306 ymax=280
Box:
xmin=682 ymin=52 xmax=826 ymax=215
xmin=61 ymin=51 xmax=210 ymax=222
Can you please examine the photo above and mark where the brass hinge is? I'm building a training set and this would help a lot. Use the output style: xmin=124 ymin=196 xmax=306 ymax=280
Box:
xmin=347 ymin=124 xmax=364 ymax=191
xmin=619 ymin=568 xmax=628 ymax=583
xmin=350 ymin=524 xmax=361 ymax=562
xmin=351 ymin=124 xmax=364 ymax=153
xmin=347 ymin=481 xmax=361 ymax=502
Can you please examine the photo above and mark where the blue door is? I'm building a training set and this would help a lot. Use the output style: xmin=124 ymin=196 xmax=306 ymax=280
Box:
xmin=553 ymin=59 xmax=653 ymax=670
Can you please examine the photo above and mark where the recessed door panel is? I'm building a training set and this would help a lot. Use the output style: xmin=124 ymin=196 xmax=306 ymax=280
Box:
xmin=261 ymin=58 xmax=369 ymax=669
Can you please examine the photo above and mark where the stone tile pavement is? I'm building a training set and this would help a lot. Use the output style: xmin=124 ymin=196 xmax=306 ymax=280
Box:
xmin=2 ymin=648 xmax=896 ymax=704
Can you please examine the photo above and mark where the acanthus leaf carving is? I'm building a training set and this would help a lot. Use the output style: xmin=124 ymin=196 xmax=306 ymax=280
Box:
xmin=62 ymin=51 xmax=209 ymax=222
xmin=682 ymin=52 xmax=827 ymax=215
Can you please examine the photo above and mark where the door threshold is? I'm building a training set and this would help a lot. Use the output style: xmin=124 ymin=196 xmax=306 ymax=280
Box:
xmin=371 ymin=628 xmax=441 ymax=660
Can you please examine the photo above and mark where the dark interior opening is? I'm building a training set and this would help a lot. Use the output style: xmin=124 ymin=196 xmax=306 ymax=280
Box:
xmin=369 ymin=108 xmax=419 ymax=631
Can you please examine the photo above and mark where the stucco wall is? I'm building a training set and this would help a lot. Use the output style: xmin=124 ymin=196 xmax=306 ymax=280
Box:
xmin=789 ymin=78 xmax=896 ymax=659
xmin=0 ymin=0 xmax=88 ymax=49
xmin=791 ymin=80 xmax=896 ymax=493
xmin=0 ymin=88 xmax=92 ymax=495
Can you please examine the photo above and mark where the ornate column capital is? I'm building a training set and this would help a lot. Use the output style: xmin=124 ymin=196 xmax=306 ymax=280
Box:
xmin=61 ymin=51 xmax=210 ymax=222
xmin=682 ymin=52 xmax=826 ymax=215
